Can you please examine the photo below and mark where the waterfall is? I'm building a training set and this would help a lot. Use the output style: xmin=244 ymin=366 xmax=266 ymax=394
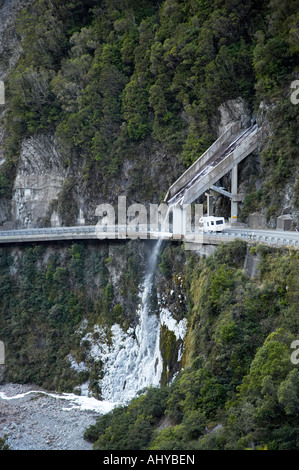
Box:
xmin=98 ymin=237 xmax=164 ymax=403
xmin=70 ymin=206 xmax=187 ymax=404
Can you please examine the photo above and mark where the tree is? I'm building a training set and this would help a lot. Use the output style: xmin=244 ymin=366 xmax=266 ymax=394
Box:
xmin=278 ymin=369 xmax=299 ymax=415
xmin=0 ymin=436 xmax=9 ymax=450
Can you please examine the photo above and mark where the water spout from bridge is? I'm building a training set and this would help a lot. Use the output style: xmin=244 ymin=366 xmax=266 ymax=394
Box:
xmin=96 ymin=208 xmax=172 ymax=403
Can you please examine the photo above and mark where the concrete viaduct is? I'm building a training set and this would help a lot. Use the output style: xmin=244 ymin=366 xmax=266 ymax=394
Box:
xmin=164 ymin=120 xmax=260 ymax=223
xmin=0 ymin=225 xmax=298 ymax=249
xmin=0 ymin=120 xmax=297 ymax=249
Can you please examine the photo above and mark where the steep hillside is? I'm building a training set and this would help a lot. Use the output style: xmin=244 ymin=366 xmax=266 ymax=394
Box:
xmin=0 ymin=0 xmax=298 ymax=453
xmin=0 ymin=0 xmax=298 ymax=228
xmin=1 ymin=238 xmax=298 ymax=450
xmin=84 ymin=242 xmax=299 ymax=450
xmin=0 ymin=239 xmax=187 ymax=396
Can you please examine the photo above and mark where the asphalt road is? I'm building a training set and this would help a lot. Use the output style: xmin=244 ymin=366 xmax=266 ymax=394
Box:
xmin=0 ymin=225 xmax=298 ymax=247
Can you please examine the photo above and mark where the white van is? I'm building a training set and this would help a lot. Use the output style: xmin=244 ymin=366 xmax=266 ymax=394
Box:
xmin=200 ymin=216 xmax=225 ymax=232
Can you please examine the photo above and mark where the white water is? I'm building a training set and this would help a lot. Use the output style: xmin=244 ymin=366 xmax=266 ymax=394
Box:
xmin=0 ymin=388 xmax=116 ymax=413
xmin=96 ymin=238 xmax=164 ymax=403
xmin=70 ymin=208 xmax=187 ymax=404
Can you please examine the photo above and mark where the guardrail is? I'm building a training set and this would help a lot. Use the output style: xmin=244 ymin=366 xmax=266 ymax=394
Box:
xmin=0 ymin=226 xmax=298 ymax=247
xmin=208 ymin=230 xmax=299 ymax=247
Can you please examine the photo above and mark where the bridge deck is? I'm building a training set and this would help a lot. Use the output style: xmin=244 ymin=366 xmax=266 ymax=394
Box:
xmin=0 ymin=226 xmax=298 ymax=248
xmin=165 ymin=123 xmax=260 ymax=206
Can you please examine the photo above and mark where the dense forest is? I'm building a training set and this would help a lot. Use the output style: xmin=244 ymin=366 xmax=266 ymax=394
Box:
xmin=1 ymin=0 xmax=299 ymax=222
xmin=0 ymin=240 xmax=149 ymax=394
xmin=0 ymin=239 xmax=298 ymax=450
xmin=83 ymin=242 xmax=299 ymax=450
xmin=0 ymin=0 xmax=299 ymax=452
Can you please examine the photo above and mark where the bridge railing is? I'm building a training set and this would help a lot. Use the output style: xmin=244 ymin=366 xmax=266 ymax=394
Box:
xmin=0 ymin=226 xmax=298 ymax=247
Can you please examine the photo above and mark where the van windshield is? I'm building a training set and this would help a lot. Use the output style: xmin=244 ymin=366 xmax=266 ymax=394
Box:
xmin=216 ymin=220 xmax=223 ymax=225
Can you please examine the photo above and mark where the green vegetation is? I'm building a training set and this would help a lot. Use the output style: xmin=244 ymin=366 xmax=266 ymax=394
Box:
xmin=0 ymin=0 xmax=299 ymax=453
xmin=0 ymin=237 xmax=298 ymax=450
xmin=1 ymin=0 xmax=298 ymax=217
xmin=0 ymin=436 xmax=10 ymax=450
xmin=0 ymin=240 xmax=147 ymax=394
xmin=84 ymin=387 xmax=169 ymax=450
xmin=85 ymin=241 xmax=299 ymax=450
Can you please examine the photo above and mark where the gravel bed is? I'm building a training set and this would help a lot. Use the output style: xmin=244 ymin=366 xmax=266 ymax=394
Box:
xmin=0 ymin=383 xmax=103 ymax=450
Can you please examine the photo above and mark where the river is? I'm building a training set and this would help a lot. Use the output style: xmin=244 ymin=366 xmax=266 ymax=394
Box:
xmin=0 ymin=383 xmax=116 ymax=450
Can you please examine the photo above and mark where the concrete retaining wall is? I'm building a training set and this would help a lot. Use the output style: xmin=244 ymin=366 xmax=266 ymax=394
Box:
xmin=276 ymin=215 xmax=294 ymax=231
xmin=248 ymin=212 xmax=267 ymax=229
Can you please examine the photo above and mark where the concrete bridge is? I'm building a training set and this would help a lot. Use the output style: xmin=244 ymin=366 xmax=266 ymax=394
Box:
xmin=0 ymin=225 xmax=298 ymax=249
xmin=0 ymin=120 xmax=297 ymax=250
xmin=164 ymin=121 xmax=260 ymax=223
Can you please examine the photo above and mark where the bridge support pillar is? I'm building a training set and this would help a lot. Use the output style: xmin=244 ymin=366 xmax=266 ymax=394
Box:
xmin=231 ymin=165 xmax=238 ymax=223
xmin=207 ymin=194 xmax=213 ymax=216
xmin=172 ymin=205 xmax=188 ymax=239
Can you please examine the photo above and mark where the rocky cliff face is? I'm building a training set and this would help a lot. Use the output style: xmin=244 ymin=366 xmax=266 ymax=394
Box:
xmin=12 ymin=134 xmax=66 ymax=228
xmin=217 ymin=98 xmax=252 ymax=137
xmin=0 ymin=0 xmax=32 ymax=228
xmin=0 ymin=238 xmax=187 ymax=399
xmin=0 ymin=0 xmax=26 ymax=80
xmin=0 ymin=1 xmax=254 ymax=231
xmin=0 ymin=1 xmax=297 ymax=232
xmin=0 ymin=0 xmax=70 ymax=229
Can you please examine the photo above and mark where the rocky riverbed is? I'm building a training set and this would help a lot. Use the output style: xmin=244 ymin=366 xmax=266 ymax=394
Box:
xmin=0 ymin=383 xmax=116 ymax=450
